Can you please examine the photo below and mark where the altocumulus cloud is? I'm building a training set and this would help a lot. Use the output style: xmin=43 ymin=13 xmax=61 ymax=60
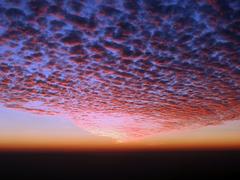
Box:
xmin=0 ymin=0 xmax=240 ymax=139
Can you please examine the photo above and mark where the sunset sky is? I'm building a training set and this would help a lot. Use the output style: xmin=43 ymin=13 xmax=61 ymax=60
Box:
xmin=1 ymin=104 xmax=240 ymax=151
xmin=0 ymin=0 xmax=240 ymax=151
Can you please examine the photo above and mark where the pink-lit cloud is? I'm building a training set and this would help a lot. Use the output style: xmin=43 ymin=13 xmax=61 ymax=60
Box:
xmin=0 ymin=0 xmax=240 ymax=140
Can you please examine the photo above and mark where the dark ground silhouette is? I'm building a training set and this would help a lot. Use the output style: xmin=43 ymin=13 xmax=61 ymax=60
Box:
xmin=1 ymin=150 xmax=240 ymax=179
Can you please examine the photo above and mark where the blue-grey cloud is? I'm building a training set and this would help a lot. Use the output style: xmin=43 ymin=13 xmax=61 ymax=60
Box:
xmin=0 ymin=0 xmax=240 ymax=139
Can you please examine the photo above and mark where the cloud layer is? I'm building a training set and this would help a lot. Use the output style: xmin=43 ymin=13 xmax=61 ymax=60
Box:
xmin=0 ymin=0 xmax=240 ymax=139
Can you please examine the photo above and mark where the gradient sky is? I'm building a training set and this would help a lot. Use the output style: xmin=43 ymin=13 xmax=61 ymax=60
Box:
xmin=0 ymin=0 xmax=240 ymax=150
xmin=1 ymin=105 xmax=240 ymax=150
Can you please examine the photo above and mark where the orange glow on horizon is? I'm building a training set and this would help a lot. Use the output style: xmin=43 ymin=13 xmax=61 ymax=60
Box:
xmin=1 ymin=125 xmax=240 ymax=152
xmin=1 ymin=106 xmax=240 ymax=152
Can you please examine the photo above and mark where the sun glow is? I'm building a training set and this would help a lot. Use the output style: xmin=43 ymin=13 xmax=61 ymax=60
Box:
xmin=73 ymin=111 xmax=161 ymax=140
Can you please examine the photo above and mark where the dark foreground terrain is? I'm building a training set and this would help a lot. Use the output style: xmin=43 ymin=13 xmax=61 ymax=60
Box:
xmin=0 ymin=150 xmax=240 ymax=180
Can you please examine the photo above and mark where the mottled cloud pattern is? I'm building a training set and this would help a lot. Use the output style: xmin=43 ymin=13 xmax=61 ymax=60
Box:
xmin=0 ymin=0 xmax=240 ymax=139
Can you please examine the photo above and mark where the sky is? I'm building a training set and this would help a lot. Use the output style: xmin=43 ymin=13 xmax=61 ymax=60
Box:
xmin=0 ymin=0 xmax=240 ymax=150
xmin=1 ymin=105 xmax=240 ymax=151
